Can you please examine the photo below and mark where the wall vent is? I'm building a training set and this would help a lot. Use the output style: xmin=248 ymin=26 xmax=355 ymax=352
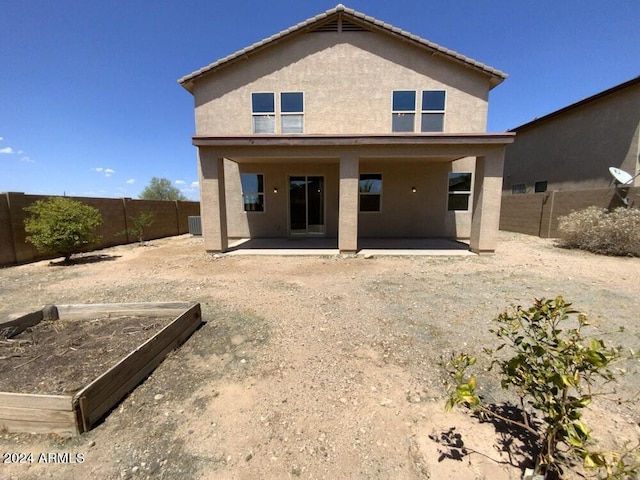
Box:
xmin=188 ymin=216 xmax=202 ymax=236
xmin=311 ymin=18 xmax=369 ymax=33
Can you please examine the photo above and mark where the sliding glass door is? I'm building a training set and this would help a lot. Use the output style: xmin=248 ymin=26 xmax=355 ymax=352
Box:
xmin=289 ymin=176 xmax=325 ymax=235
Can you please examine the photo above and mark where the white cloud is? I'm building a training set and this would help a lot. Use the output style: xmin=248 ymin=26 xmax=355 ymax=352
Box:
xmin=191 ymin=181 xmax=199 ymax=188
xmin=175 ymin=180 xmax=186 ymax=185
xmin=0 ymin=136 xmax=4 ymax=141
xmin=92 ymin=167 xmax=115 ymax=177
xmin=0 ymin=147 xmax=14 ymax=154
xmin=20 ymin=156 xmax=34 ymax=163
xmin=126 ymin=178 xmax=135 ymax=184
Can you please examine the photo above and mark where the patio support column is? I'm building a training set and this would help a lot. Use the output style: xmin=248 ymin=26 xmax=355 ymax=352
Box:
xmin=470 ymin=148 xmax=505 ymax=255
xmin=338 ymin=152 xmax=359 ymax=253
xmin=198 ymin=149 xmax=228 ymax=253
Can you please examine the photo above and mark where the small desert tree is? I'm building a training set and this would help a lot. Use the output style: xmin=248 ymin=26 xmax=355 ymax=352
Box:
xmin=24 ymin=197 xmax=103 ymax=262
xmin=442 ymin=297 xmax=639 ymax=478
xmin=122 ymin=212 xmax=154 ymax=244
xmin=139 ymin=177 xmax=187 ymax=201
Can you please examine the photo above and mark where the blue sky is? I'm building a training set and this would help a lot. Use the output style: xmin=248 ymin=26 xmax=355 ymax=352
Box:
xmin=2 ymin=1 xmax=638 ymax=200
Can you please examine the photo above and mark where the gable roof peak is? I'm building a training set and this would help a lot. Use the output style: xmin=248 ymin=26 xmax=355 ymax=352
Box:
xmin=179 ymin=5 xmax=507 ymax=91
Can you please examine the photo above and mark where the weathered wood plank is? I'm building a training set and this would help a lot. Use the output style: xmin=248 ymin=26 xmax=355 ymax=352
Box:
xmin=0 ymin=310 xmax=43 ymax=338
xmin=0 ymin=404 xmax=76 ymax=423
xmin=0 ymin=418 xmax=78 ymax=436
xmin=56 ymin=302 xmax=193 ymax=320
xmin=76 ymin=303 xmax=201 ymax=430
xmin=0 ymin=392 xmax=73 ymax=411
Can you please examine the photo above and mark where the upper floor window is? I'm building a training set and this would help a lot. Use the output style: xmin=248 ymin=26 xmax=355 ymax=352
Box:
xmin=252 ymin=93 xmax=275 ymax=134
xmin=252 ymin=92 xmax=304 ymax=134
xmin=281 ymin=92 xmax=304 ymax=134
xmin=359 ymin=173 xmax=382 ymax=212
xmin=448 ymin=172 xmax=472 ymax=211
xmin=392 ymin=90 xmax=416 ymax=132
xmin=421 ymin=90 xmax=445 ymax=132
xmin=241 ymin=173 xmax=264 ymax=212
xmin=392 ymin=90 xmax=446 ymax=133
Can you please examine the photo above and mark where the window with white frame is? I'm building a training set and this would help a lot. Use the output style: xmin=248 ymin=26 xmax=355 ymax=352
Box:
xmin=359 ymin=174 xmax=382 ymax=212
xmin=281 ymin=92 xmax=304 ymax=133
xmin=392 ymin=91 xmax=416 ymax=132
xmin=511 ymin=183 xmax=527 ymax=194
xmin=392 ymin=90 xmax=446 ymax=132
xmin=421 ymin=90 xmax=445 ymax=132
xmin=241 ymin=173 xmax=264 ymax=212
xmin=252 ymin=93 xmax=275 ymax=134
xmin=448 ymin=172 xmax=472 ymax=211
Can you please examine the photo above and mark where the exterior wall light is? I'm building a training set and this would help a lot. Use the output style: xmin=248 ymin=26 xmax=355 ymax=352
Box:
xmin=411 ymin=186 xmax=417 ymax=193
xmin=273 ymin=187 xmax=279 ymax=194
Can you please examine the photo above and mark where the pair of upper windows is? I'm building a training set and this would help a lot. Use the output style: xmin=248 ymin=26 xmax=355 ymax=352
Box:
xmin=392 ymin=90 xmax=446 ymax=133
xmin=252 ymin=92 xmax=304 ymax=134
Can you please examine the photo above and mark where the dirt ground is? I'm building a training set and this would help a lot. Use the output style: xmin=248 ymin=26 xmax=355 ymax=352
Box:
xmin=0 ymin=315 xmax=171 ymax=395
xmin=0 ymin=231 xmax=638 ymax=480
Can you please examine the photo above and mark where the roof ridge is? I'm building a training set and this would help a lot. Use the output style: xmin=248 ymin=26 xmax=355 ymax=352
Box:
xmin=178 ymin=5 xmax=507 ymax=89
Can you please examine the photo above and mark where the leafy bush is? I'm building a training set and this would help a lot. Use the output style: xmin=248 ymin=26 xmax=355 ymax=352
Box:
xmin=24 ymin=197 xmax=103 ymax=262
xmin=121 ymin=212 xmax=154 ymax=244
xmin=557 ymin=207 xmax=640 ymax=256
xmin=442 ymin=297 xmax=639 ymax=478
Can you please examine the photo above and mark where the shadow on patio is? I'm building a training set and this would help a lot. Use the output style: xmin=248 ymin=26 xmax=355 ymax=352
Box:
xmin=225 ymin=237 xmax=473 ymax=256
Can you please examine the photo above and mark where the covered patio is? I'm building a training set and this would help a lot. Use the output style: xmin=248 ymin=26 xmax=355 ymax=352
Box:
xmin=195 ymin=134 xmax=515 ymax=255
xmin=224 ymin=236 xmax=473 ymax=256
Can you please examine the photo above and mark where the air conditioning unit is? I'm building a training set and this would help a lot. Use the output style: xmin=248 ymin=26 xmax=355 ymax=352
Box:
xmin=188 ymin=216 xmax=202 ymax=236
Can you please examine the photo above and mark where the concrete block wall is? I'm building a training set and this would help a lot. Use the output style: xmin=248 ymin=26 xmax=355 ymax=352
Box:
xmin=0 ymin=192 xmax=200 ymax=266
xmin=500 ymin=186 xmax=639 ymax=238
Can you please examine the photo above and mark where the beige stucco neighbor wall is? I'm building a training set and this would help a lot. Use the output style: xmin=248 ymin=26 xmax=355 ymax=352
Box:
xmin=503 ymin=82 xmax=640 ymax=192
xmin=192 ymin=30 xmax=490 ymax=136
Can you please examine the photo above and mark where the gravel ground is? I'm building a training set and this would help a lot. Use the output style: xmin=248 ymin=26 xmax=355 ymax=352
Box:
xmin=0 ymin=231 xmax=638 ymax=479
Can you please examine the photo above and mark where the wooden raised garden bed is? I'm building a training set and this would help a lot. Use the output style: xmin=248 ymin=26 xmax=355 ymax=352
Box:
xmin=0 ymin=302 xmax=202 ymax=436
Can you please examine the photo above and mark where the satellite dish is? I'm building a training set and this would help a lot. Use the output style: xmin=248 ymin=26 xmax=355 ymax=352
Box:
xmin=609 ymin=167 xmax=634 ymax=185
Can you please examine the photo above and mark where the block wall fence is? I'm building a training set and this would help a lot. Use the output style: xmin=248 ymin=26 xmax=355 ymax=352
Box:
xmin=499 ymin=186 xmax=640 ymax=238
xmin=0 ymin=192 xmax=200 ymax=266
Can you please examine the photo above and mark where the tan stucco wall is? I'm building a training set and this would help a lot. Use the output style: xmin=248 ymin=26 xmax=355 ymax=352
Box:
xmin=192 ymin=30 xmax=491 ymax=135
xmin=225 ymin=161 xmax=340 ymax=238
xmin=503 ymin=83 xmax=640 ymax=192
xmin=221 ymin=156 xmax=476 ymax=240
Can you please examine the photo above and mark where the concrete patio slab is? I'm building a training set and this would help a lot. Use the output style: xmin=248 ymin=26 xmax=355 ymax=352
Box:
xmin=224 ymin=237 xmax=474 ymax=256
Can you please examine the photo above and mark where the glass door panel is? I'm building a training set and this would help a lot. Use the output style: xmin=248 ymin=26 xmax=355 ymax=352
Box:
xmin=288 ymin=176 xmax=325 ymax=235
xmin=307 ymin=176 xmax=324 ymax=234
xmin=289 ymin=176 xmax=307 ymax=233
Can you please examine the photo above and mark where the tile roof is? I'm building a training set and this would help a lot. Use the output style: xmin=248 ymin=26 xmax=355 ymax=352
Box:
xmin=178 ymin=4 xmax=507 ymax=91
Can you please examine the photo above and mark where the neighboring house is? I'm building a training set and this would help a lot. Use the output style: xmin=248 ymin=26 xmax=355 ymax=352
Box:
xmin=503 ymin=76 xmax=640 ymax=194
xmin=179 ymin=4 xmax=514 ymax=254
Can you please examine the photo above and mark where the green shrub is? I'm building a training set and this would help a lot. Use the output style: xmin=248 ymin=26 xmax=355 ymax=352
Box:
xmin=24 ymin=197 xmax=103 ymax=262
xmin=442 ymin=297 xmax=639 ymax=478
xmin=557 ymin=207 xmax=640 ymax=256
xmin=121 ymin=212 xmax=154 ymax=244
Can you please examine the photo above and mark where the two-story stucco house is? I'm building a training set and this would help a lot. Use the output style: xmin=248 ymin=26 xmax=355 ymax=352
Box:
xmin=179 ymin=4 xmax=514 ymax=254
